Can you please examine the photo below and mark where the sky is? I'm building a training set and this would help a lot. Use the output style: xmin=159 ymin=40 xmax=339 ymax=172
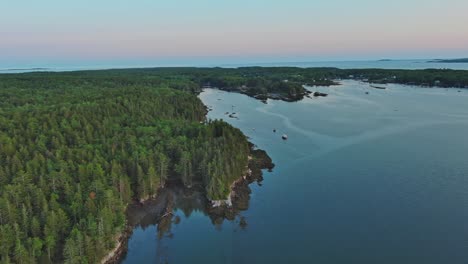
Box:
xmin=1 ymin=0 xmax=468 ymax=68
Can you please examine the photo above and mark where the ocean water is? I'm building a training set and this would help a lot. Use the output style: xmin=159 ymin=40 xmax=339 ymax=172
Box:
xmin=225 ymin=59 xmax=468 ymax=70
xmin=1 ymin=59 xmax=468 ymax=73
xmin=122 ymin=81 xmax=468 ymax=263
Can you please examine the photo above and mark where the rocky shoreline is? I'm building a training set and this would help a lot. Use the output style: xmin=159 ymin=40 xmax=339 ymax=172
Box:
xmin=207 ymin=145 xmax=274 ymax=223
xmin=103 ymin=143 xmax=274 ymax=264
xmin=213 ymin=81 xmax=339 ymax=104
xmin=242 ymin=85 xmax=338 ymax=103
xmin=101 ymin=189 xmax=173 ymax=264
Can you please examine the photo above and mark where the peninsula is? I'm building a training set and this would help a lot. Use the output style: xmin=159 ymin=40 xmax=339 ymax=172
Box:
xmin=0 ymin=66 xmax=466 ymax=263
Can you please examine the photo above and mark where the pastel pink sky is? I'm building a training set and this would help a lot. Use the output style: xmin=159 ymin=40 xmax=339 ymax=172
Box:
xmin=1 ymin=0 xmax=468 ymax=66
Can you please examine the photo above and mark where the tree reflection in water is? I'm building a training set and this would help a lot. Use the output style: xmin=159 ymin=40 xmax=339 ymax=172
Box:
xmin=123 ymin=148 xmax=274 ymax=262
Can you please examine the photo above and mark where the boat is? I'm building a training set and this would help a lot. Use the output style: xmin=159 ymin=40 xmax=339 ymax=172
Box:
xmin=370 ymin=85 xmax=386 ymax=90
xmin=282 ymin=134 xmax=288 ymax=140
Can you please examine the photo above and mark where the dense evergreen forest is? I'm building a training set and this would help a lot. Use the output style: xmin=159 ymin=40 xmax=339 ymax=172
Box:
xmin=0 ymin=66 xmax=466 ymax=263
xmin=337 ymin=68 xmax=468 ymax=87
xmin=0 ymin=73 xmax=250 ymax=263
xmin=2 ymin=66 xmax=466 ymax=103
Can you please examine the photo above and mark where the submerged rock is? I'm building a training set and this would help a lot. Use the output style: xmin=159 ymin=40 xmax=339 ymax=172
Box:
xmin=239 ymin=217 xmax=248 ymax=229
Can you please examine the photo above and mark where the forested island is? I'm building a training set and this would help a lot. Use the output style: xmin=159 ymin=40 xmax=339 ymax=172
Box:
xmin=0 ymin=66 xmax=467 ymax=263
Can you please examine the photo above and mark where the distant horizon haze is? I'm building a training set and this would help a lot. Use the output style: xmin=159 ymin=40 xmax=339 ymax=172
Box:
xmin=2 ymin=0 xmax=468 ymax=68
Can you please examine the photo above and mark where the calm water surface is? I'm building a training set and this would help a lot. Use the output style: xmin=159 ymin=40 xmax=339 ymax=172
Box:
xmin=123 ymin=80 xmax=468 ymax=263
xmin=2 ymin=59 xmax=468 ymax=73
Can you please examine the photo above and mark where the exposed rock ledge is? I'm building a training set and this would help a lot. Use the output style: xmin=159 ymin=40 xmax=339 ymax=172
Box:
xmin=210 ymin=168 xmax=252 ymax=208
xmin=104 ymin=144 xmax=274 ymax=263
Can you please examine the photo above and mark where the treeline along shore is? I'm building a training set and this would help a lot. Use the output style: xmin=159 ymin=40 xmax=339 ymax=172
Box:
xmin=2 ymin=67 xmax=467 ymax=103
xmin=0 ymin=66 xmax=466 ymax=263
xmin=0 ymin=71 xmax=262 ymax=263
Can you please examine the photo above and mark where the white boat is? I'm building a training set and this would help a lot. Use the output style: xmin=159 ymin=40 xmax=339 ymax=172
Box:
xmin=282 ymin=134 xmax=288 ymax=140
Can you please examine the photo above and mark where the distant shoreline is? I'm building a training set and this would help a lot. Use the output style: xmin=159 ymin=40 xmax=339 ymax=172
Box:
xmin=0 ymin=67 xmax=50 ymax=71
xmin=3 ymin=59 xmax=468 ymax=74
xmin=428 ymin=58 xmax=468 ymax=63
xmin=2 ymin=67 xmax=467 ymax=104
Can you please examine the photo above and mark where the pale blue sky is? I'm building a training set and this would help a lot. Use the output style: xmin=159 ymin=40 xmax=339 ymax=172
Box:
xmin=1 ymin=0 xmax=467 ymax=67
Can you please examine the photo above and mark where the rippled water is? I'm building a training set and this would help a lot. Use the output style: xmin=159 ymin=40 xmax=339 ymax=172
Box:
xmin=123 ymin=81 xmax=468 ymax=263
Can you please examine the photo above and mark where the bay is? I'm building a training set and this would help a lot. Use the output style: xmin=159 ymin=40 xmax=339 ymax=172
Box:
xmin=122 ymin=80 xmax=468 ymax=263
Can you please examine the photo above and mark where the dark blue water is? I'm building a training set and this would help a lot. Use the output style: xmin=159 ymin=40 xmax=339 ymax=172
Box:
xmin=123 ymin=81 xmax=468 ymax=263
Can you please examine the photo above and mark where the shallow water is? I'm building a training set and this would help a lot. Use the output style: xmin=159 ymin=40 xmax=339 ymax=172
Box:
xmin=122 ymin=81 xmax=468 ymax=264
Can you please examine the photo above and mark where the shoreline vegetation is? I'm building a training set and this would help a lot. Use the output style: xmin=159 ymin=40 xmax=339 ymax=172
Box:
xmin=0 ymin=66 xmax=466 ymax=263
xmin=1 ymin=67 xmax=467 ymax=104
xmin=0 ymin=70 xmax=272 ymax=263
xmin=104 ymin=143 xmax=274 ymax=264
